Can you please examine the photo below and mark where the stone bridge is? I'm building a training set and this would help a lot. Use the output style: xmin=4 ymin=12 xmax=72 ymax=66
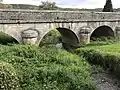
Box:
xmin=0 ymin=9 xmax=120 ymax=47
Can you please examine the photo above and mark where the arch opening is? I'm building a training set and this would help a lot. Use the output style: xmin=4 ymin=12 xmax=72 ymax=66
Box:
xmin=39 ymin=28 xmax=80 ymax=49
xmin=39 ymin=29 xmax=61 ymax=46
xmin=90 ymin=26 xmax=114 ymax=41
xmin=0 ymin=32 xmax=19 ymax=45
xmin=57 ymin=28 xmax=79 ymax=47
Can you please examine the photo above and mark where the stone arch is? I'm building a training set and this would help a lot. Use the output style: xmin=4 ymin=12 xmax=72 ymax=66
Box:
xmin=0 ymin=32 xmax=19 ymax=44
xmin=56 ymin=28 xmax=80 ymax=47
xmin=1 ymin=25 xmax=23 ymax=44
xmin=39 ymin=29 xmax=61 ymax=46
xmin=39 ymin=28 xmax=80 ymax=47
xmin=4 ymin=31 xmax=22 ymax=44
xmin=90 ymin=25 xmax=115 ymax=40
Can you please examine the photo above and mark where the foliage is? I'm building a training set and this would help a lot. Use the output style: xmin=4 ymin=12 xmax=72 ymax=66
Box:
xmin=38 ymin=1 xmax=59 ymax=10
xmin=0 ymin=45 xmax=96 ymax=90
xmin=81 ymin=43 xmax=120 ymax=53
xmin=74 ymin=43 xmax=120 ymax=79
xmin=0 ymin=61 xmax=20 ymax=90
xmin=103 ymin=0 xmax=113 ymax=12
xmin=40 ymin=29 xmax=61 ymax=46
xmin=90 ymin=36 xmax=119 ymax=46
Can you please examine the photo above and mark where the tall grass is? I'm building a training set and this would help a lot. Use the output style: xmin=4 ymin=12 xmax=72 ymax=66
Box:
xmin=0 ymin=44 xmax=96 ymax=90
xmin=74 ymin=43 xmax=120 ymax=79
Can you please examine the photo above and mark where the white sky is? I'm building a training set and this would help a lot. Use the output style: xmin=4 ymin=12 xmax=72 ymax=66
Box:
xmin=2 ymin=0 xmax=120 ymax=9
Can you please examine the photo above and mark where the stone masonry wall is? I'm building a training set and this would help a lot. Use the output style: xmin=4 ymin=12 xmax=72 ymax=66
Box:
xmin=0 ymin=9 xmax=120 ymax=23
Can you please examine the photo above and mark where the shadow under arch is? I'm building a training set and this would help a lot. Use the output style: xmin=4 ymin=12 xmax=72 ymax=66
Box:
xmin=0 ymin=32 xmax=19 ymax=45
xmin=40 ymin=28 xmax=80 ymax=49
xmin=56 ymin=28 xmax=80 ymax=47
xmin=90 ymin=25 xmax=115 ymax=40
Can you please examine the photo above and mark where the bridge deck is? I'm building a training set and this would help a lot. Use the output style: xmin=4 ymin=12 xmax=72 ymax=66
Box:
xmin=0 ymin=9 xmax=120 ymax=24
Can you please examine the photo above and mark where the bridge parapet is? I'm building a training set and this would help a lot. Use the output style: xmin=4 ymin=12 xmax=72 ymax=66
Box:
xmin=0 ymin=9 xmax=120 ymax=23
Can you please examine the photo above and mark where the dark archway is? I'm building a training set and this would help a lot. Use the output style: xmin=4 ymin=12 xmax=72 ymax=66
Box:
xmin=0 ymin=32 xmax=18 ymax=45
xmin=90 ymin=26 xmax=114 ymax=40
xmin=57 ymin=28 xmax=79 ymax=47
xmin=40 ymin=28 xmax=80 ymax=49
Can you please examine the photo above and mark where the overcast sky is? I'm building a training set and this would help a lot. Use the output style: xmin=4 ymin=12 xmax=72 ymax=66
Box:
xmin=2 ymin=0 xmax=120 ymax=9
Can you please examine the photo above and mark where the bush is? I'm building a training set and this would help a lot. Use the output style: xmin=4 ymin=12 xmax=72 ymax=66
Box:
xmin=74 ymin=48 xmax=120 ymax=79
xmin=40 ymin=29 xmax=61 ymax=46
xmin=0 ymin=45 xmax=96 ymax=90
xmin=0 ymin=61 xmax=20 ymax=90
xmin=90 ymin=36 xmax=117 ymax=45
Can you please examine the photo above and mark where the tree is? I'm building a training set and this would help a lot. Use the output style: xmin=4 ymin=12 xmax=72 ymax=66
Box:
xmin=103 ymin=0 xmax=113 ymax=12
xmin=38 ymin=1 xmax=58 ymax=10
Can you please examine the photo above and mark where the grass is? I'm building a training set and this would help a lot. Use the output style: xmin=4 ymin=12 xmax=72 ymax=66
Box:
xmin=74 ymin=41 xmax=120 ymax=79
xmin=0 ymin=44 xmax=96 ymax=90
xmin=78 ymin=36 xmax=120 ymax=53
xmin=81 ymin=43 xmax=120 ymax=53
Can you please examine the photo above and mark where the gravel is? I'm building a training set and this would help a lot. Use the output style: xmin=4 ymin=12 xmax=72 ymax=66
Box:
xmin=93 ymin=69 xmax=120 ymax=90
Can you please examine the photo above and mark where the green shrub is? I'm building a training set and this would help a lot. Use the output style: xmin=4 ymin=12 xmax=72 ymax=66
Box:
xmin=40 ymin=29 xmax=61 ymax=46
xmin=90 ymin=36 xmax=118 ymax=46
xmin=0 ymin=45 xmax=96 ymax=90
xmin=0 ymin=61 xmax=20 ymax=90
xmin=74 ymin=48 xmax=120 ymax=79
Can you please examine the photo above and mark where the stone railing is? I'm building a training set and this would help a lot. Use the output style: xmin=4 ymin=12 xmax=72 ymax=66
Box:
xmin=0 ymin=9 xmax=120 ymax=23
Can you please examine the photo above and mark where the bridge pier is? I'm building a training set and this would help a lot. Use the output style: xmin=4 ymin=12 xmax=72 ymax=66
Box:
xmin=21 ymin=29 xmax=39 ymax=45
xmin=79 ymin=27 xmax=91 ymax=45
xmin=115 ymin=27 xmax=120 ymax=37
